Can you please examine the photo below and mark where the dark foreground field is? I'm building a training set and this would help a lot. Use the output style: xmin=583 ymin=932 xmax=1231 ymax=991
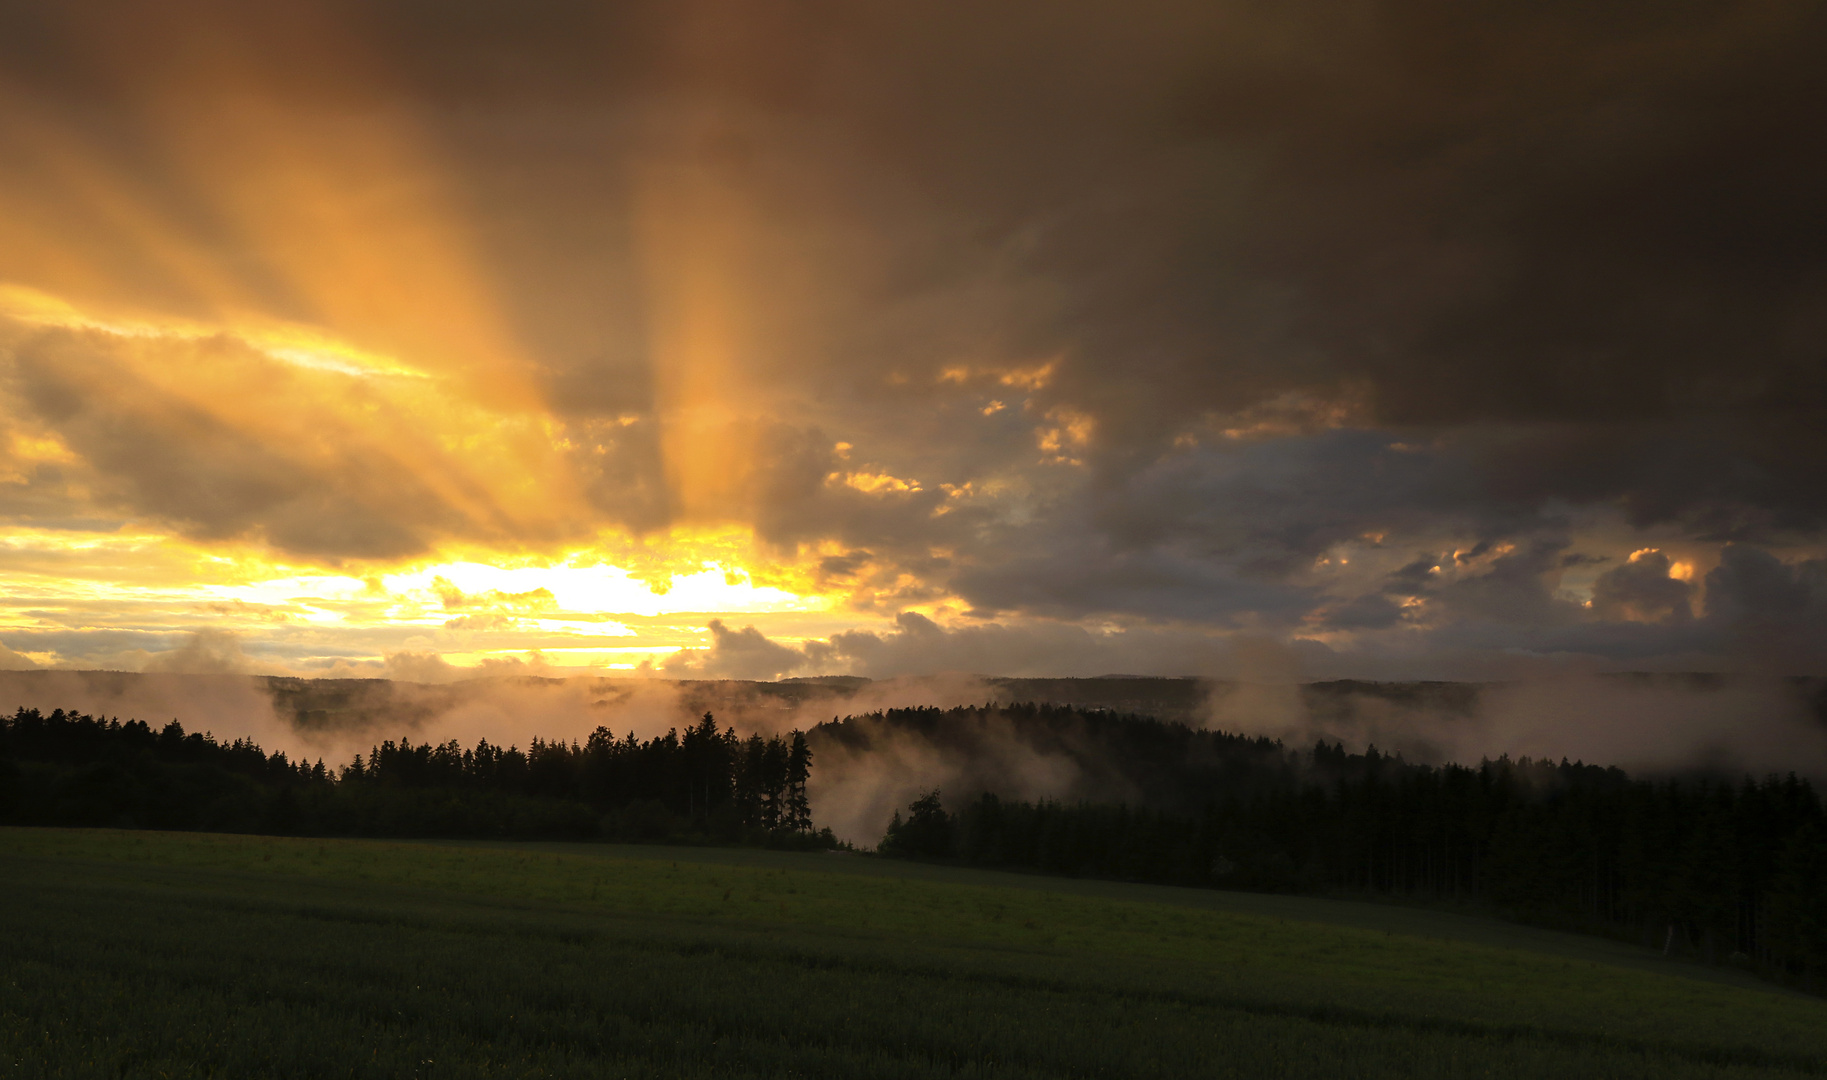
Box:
xmin=3 ymin=829 xmax=1825 ymax=1078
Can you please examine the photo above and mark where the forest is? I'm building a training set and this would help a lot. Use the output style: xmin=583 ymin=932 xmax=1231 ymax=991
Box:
xmin=7 ymin=698 xmax=1826 ymax=990
xmin=0 ymin=706 xmax=833 ymax=846
xmin=859 ymin=705 xmax=1827 ymax=988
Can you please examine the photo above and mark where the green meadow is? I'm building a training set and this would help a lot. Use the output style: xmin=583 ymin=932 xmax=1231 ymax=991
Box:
xmin=3 ymin=828 xmax=1824 ymax=1078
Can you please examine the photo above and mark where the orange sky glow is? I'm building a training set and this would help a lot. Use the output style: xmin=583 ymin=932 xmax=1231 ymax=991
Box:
xmin=1 ymin=0 xmax=1822 ymax=682
xmin=0 ymin=6 xmax=890 ymax=675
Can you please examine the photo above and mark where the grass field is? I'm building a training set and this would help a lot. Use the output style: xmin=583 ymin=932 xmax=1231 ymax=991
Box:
xmin=3 ymin=828 xmax=1824 ymax=1078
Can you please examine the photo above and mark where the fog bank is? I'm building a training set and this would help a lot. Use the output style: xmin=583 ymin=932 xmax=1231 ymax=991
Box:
xmin=2 ymin=668 xmax=1821 ymax=844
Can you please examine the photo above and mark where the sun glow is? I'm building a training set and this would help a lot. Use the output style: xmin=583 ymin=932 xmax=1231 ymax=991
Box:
xmin=0 ymin=207 xmax=882 ymax=670
xmin=383 ymin=560 xmax=824 ymax=619
xmin=0 ymin=506 xmax=844 ymax=671
xmin=0 ymin=7 xmax=910 ymax=680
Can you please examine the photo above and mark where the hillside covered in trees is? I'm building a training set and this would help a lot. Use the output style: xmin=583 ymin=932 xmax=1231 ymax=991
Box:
xmin=846 ymin=704 xmax=1827 ymax=989
xmin=0 ymin=707 xmax=833 ymax=846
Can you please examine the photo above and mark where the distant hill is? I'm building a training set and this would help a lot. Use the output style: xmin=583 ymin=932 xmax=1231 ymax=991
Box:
xmin=0 ymin=668 xmax=1820 ymax=773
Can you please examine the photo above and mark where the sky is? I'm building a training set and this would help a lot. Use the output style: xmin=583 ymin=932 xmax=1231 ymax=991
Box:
xmin=0 ymin=0 xmax=1824 ymax=683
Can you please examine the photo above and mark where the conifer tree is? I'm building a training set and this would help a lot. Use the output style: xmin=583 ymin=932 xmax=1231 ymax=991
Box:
xmin=786 ymin=731 xmax=813 ymax=831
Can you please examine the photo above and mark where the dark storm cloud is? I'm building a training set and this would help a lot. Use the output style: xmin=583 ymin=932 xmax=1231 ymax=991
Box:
xmin=7 ymin=1 xmax=1826 ymax=429
xmin=1431 ymin=538 xmax=1581 ymax=627
xmin=1591 ymin=550 xmax=1695 ymax=624
xmin=1368 ymin=542 xmax=1827 ymax=672
xmin=1705 ymin=544 xmax=1824 ymax=627
xmin=1084 ymin=430 xmax=1480 ymax=567
xmin=744 ymin=425 xmax=954 ymax=552
xmin=1695 ymin=545 xmax=1827 ymax=670
xmin=1317 ymin=593 xmax=1405 ymax=631
xmin=2 ymin=0 xmax=1824 ymax=668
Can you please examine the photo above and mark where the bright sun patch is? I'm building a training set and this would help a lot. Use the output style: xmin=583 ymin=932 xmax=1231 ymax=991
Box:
xmin=384 ymin=560 xmax=824 ymax=618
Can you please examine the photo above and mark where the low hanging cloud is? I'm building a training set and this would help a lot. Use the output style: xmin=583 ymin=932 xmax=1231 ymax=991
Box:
xmin=663 ymin=619 xmax=811 ymax=681
xmin=819 ymin=613 xmax=1224 ymax=678
xmin=663 ymin=611 xmax=1262 ymax=681
xmin=382 ymin=650 xmax=461 ymax=684
xmin=142 ymin=629 xmax=254 ymax=675
xmin=0 ymin=639 xmax=37 ymax=670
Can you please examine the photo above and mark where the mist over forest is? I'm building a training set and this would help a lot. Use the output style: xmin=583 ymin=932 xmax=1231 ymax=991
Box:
xmin=2 ymin=668 xmax=1822 ymax=844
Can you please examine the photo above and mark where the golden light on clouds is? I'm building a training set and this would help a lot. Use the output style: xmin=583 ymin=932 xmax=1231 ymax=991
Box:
xmin=0 ymin=0 xmax=993 ymax=679
xmin=0 ymin=266 xmax=849 ymax=672
xmin=0 ymin=1 xmax=852 ymax=673
xmin=2 ymin=0 xmax=1821 ymax=682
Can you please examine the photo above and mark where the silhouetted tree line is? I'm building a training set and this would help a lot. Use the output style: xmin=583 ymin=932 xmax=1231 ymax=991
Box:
xmin=0 ymin=706 xmax=833 ymax=847
xmin=862 ymin=704 xmax=1827 ymax=991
